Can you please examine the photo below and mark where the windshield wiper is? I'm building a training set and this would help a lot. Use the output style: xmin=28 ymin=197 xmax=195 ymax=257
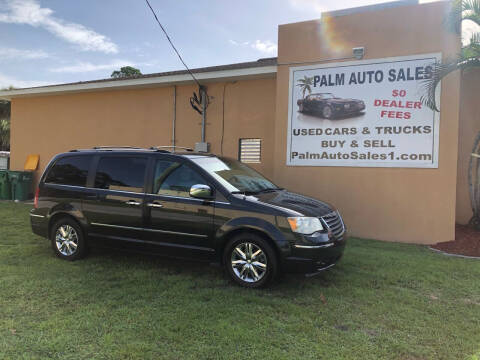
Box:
xmin=231 ymin=190 xmax=259 ymax=195
xmin=231 ymin=188 xmax=283 ymax=195
xmin=256 ymin=187 xmax=283 ymax=193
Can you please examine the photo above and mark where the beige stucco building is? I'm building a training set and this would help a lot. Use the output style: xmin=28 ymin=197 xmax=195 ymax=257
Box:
xmin=0 ymin=0 xmax=474 ymax=245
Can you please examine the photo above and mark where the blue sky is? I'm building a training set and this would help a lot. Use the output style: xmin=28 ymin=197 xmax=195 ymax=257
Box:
xmin=0 ymin=0 xmax=444 ymax=88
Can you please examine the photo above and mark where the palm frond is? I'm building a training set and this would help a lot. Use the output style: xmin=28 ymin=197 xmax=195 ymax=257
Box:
xmin=445 ymin=0 xmax=480 ymax=33
xmin=421 ymin=56 xmax=480 ymax=111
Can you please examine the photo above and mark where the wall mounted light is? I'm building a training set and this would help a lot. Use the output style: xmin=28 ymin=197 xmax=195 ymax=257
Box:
xmin=352 ymin=47 xmax=365 ymax=60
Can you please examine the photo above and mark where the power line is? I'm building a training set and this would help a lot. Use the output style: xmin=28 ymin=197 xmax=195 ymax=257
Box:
xmin=144 ymin=0 xmax=201 ymax=87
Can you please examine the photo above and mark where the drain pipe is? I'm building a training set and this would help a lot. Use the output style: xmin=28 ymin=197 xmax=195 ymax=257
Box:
xmin=172 ymin=85 xmax=176 ymax=148
xmin=194 ymin=86 xmax=209 ymax=152
xmin=201 ymin=86 xmax=206 ymax=143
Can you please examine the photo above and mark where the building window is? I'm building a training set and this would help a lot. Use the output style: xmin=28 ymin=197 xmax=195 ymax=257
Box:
xmin=239 ymin=138 xmax=261 ymax=163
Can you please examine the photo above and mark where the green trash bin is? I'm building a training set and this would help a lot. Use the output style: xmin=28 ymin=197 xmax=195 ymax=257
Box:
xmin=0 ymin=170 xmax=11 ymax=200
xmin=9 ymin=171 xmax=33 ymax=201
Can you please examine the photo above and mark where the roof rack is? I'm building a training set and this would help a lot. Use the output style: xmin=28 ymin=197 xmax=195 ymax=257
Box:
xmin=92 ymin=146 xmax=145 ymax=150
xmin=151 ymin=146 xmax=194 ymax=152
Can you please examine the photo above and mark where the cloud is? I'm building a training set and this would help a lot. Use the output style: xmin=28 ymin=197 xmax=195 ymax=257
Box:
xmin=0 ymin=71 xmax=52 ymax=89
xmin=251 ymin=40 xmax=277 ymax=56
xmin=288 ymin=0 xmax=324 ymax=14
xmin=0 ymin=0 xmax=118 ymax=53
xmin=229 ymin=39 xmax=277 ymax=56
xmin=0 ymin=47 xmax=49 ymax=60
xmin=50 ymin=60 xmax=134 ymax=73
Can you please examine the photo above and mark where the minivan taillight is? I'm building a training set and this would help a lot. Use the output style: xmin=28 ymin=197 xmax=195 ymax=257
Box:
xmin=34 ymin=187 xmax=39 ymax=209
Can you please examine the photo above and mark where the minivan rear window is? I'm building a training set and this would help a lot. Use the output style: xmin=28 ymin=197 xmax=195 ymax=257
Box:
xmin=45 ymin=156 xmax=91 ymax=187
xmin=94 ymin=156 xmax=147 ymax=193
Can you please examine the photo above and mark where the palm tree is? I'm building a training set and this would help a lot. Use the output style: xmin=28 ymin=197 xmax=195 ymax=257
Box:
xmin=296 ymin=76 xmax=313 ymax=99
xmin=0 ymin=98 xmax=9 ymax=151
xmin=0 ymin=119 xmax=9 ymax=151
xmin=422 ymin=0 xmax=480 ymax=226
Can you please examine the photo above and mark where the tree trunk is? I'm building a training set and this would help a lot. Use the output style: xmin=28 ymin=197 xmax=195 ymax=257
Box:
xmin=468 ymin=130 xmax=480 ymax=228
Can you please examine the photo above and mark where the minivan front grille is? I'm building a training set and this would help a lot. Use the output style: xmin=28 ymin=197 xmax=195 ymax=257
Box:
xmin=321 ymin=211 xmax=345 ymax=240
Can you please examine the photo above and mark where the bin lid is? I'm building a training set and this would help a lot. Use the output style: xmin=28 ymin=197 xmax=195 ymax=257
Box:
xmin=24 ymin=154 xmax=39 ymax=171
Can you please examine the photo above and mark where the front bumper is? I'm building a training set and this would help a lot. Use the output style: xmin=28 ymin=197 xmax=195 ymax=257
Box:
xmin=283 ymin=234 xmax=346 ymax=274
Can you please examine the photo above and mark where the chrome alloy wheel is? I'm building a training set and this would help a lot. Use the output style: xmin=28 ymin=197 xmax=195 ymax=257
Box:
xmin=231 ymin=242 xmax=268 ymax=283
xmin=55 ymin=225 xmax=79 ymax=256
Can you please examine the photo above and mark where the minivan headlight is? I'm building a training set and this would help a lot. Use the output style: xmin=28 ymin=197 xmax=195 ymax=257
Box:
xmin=287 ymin=217 xmax=323 ymax=234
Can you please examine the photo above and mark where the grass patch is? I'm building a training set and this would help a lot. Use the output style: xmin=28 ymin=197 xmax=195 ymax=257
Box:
xmin=1 ymin=202 xmax=479 ymax=359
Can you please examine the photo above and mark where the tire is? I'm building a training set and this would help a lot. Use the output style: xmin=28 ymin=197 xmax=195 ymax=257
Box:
xmin=224 ymin=233 xmax=278 ymax=288
xmin=322 ymin=105 xmax=333 ymax=119
xmin=50 ymin=218 xmax=87 ymax=261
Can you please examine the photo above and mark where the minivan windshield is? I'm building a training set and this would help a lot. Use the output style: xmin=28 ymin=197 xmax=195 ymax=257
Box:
xmin=191 ymin=156 xmax=281 ymax=194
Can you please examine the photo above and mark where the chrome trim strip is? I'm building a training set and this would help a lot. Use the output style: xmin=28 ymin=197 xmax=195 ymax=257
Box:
xmin=88 ymin=233 xmax=214 ymax=251
xmin=294 ymin=243 xmax=335 ymax=249
xmin=91 ymin=222 xmax=141 ymax=231
xmin=29 ymin=214 xmax=45 ymax=218
xmin=45 ymin=183 xmax=86 ymax=190
xmin=146 ymin=193 xmax=202 ymax=201
xmin=144 ymin=228 xmax=208 ymax=238
xmin=45 ymin=184 xmax=229 ymax=205
xmin=45 ymin=183 xmax=144 ymax=196
xmin=90 ymin=222 xmax=207 ymax=238
xmin=147 ymin=193 xmax=230 ymax=206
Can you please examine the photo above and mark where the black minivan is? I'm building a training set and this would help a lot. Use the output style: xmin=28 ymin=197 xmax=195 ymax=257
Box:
xmin=30 ymin=147 xmax=346 ymax=288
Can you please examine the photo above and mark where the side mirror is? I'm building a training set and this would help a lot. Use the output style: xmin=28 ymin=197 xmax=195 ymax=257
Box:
xmin=190 ymin=184 xmax=213 ymax=199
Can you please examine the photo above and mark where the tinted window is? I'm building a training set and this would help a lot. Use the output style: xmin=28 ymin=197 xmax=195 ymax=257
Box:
xmin=94 ymin=157 xmax=147 ymax=193
xmin=45 ymin=156 xmax=91 ymax=186
xmin=153 ymin=160 xmax=206 ymax=197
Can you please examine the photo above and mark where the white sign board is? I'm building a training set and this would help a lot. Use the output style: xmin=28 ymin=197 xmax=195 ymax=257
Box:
xmin=287 ymin=54 xmax=441 ymax=168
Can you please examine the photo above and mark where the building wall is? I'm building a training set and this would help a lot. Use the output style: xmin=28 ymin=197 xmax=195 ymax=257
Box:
xmin=8 ymin=1 xmax=469 ymax=245
xmin=273 ymin=1 xmax=461 ymax=244
xmin=10 ymin=77 xmax=276 ymax=184
xmin=456 ymin=70 xmax=480 ymax=224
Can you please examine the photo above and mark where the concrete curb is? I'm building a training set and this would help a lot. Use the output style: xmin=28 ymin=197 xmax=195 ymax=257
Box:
xmin=428 ymin=246 xmax=480 ymax=260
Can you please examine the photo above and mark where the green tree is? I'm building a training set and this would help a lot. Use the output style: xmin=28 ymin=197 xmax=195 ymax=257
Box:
xmin=111 ymin=66 xmax=142 ymax=78
xmin=0 ymin=119 xmax=9 ymax=151
xmin=422 ymin=0 xmax=480 ymax=226
xmin=296 ymin=76 xmax=313 ymax=99
xmin=0 ymin=87 xmax=12 ymax=151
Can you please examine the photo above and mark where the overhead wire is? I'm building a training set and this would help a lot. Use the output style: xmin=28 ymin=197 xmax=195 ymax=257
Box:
xmin=144 ymin=0 xmax=201 ymax=87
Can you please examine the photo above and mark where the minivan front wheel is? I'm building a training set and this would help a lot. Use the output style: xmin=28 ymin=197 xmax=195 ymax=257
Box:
xmin=51 ymin=218 xmax=87 ymax=261
xmin=224 ymin=233 xmax=277 ymax=288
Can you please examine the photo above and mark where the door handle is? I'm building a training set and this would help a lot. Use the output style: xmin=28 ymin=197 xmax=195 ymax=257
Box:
xmin=125 ymin=200 xmax=141 ymax=206
xmin=146 ymin=201 xmax=163 ymax=208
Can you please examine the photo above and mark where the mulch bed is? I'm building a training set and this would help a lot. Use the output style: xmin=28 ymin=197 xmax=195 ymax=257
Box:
xmin=431 ymin=224 xmax=480 ymax=257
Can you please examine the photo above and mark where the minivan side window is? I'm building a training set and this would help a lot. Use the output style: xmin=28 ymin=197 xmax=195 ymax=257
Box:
xmin=153 ymin=160 xmax=206 ymax=197
xmin=45 ymin=156 xmax=91 ymax=187
xmin=94 ymin=157 xmax=147 ymax=193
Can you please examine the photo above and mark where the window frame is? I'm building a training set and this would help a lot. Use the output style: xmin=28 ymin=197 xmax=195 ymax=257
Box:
xmin=149 ymin=158 xmax=213 ymax=199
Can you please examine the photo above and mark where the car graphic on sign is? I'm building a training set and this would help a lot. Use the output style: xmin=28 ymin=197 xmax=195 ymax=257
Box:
xmin=297 ymin=93 xmax=366 ymax=119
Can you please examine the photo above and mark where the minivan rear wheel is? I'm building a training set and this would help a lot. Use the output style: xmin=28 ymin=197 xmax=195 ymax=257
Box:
xmin=50 ymin=218 xmax=87 ymax=261
xmin=224 ymin=233 xmax=277 ymax=288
